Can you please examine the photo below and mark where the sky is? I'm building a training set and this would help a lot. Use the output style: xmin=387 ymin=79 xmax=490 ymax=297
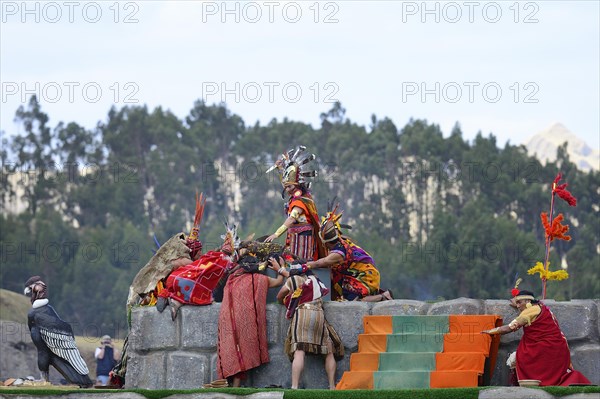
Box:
xmin=1 ymin=0 xmax=599 ymax=151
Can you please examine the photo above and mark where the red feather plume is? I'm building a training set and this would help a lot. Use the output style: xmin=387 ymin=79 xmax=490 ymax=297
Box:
xmin=552 ymin=173 xmax=577 ymax=206
xmin=540 ymin=212 xmax=571 ymax=242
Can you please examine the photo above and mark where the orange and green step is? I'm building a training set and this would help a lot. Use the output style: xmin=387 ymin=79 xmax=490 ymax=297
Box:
xmin=336 ymin=314 xmax=502 ymax=389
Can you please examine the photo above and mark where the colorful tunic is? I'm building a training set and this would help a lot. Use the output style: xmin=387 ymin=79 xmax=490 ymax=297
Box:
xmin=329 ymin=239 xmax=380 ymax=301
xmin=515 ymin=304 xmax=590 ymax=386
xmin=158 ymin=251 xmax=231 ymax=305
xmin=285 ymin=192 xmax=326 ymax=261
xmin=216 ymin=270 xmax=270 ymax=379
xmin=283 ymin=275 xmax=344 ymax=362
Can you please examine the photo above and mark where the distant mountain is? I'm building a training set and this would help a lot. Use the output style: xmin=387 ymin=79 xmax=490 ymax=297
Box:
xmin=523 ymin=123 xmax=599 ymax=172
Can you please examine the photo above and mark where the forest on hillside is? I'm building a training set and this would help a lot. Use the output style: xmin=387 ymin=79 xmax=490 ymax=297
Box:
xmin=1 ymin=96 xmax=598 ymax=337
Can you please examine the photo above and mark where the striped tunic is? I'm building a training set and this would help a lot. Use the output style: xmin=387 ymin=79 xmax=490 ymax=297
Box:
xmin=284 ymin=276 xmax=344 ymax=361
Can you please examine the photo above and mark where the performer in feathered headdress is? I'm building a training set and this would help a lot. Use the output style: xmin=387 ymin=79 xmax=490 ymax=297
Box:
xmin=265 ymin=146 xmax=326 ymax=261
xmin=482 ymin=286 xmax=590 ymax=386
xmin=279 ymin=203 xmax=393 ymax=302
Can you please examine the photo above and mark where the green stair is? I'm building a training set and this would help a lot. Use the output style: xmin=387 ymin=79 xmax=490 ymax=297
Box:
xmin=379 ymin=352 xmax=436 ymax=371
xmin=338 ymin=314 xmax=501 ymax=390
xmin=377 ymin=316 xmax=449 ymax=388
xmin=386 ymin=333 xmax=445 ymax=353
xmin=392 ymin=315 xmax=449 ymax=334
xmin=374 ymin=370 xmax=431 ymax=389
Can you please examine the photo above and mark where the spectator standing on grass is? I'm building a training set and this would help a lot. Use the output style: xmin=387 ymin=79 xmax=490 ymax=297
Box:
xmin=95 ymin=335 xmax=120 ymax=386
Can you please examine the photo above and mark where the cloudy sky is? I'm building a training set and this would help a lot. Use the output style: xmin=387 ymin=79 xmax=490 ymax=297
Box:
xmin=1 ymin=1 xmax=599 ymax=150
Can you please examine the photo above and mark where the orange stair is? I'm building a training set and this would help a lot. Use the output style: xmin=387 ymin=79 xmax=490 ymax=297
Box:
xmin=337 ymin=314 xmax=502 ymax=390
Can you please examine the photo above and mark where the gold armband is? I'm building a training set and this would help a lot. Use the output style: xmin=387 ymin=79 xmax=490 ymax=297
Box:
xmin=289 ymin=207 xmax=302 ymax=220
xmin=274 ymin=224 xmax=288 ymax=237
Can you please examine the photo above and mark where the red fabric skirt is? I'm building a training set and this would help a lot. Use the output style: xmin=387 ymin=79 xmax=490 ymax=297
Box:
xmin=216 ymin=272 xmax=270 ymax=379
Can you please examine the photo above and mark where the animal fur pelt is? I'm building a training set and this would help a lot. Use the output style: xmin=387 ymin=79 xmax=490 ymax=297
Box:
xmin=127 ymin=233 xmax=191 ymax=308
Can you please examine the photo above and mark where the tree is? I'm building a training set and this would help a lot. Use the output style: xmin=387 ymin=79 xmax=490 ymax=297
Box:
xmin=10 ymin=96 xmax=57 ymax=216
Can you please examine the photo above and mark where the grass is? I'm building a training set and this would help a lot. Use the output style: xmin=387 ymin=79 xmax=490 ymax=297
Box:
xmin=0 ymin=386 xmax=598 ymax=398
xmin=0 ymin=288 xmax=31 ymax=323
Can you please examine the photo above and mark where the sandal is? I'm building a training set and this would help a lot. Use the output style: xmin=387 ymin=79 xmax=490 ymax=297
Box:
xmin=203 ymin=379 xmax=229 ymax=388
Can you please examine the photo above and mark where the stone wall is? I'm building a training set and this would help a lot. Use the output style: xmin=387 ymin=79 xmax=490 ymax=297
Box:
xmin=126 ymin=298 xmax=600 ymax=389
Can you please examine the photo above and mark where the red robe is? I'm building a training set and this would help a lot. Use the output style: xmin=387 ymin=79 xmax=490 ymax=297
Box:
xmin=216 ymin=271 xmax=270 ymax=379
xmin=516 ymin=304 xmax=590 ymax=386
xmin=159 ymin=251 xmax=230 ymax=305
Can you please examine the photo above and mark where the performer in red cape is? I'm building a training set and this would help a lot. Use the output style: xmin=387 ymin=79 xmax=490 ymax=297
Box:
xmin=154 ymin=193 xmax=231 ymax=320
xmin=158 ymin=249 xmax=232 ymax=318
xmin=265 ymin=145 xmax=326 ymax=261
xmin=482 ymin=290 xmax=591 ymax=386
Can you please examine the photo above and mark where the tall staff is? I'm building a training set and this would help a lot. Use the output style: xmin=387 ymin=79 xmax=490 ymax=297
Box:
xmin=528 ymin=173 xmax=576 ymax=299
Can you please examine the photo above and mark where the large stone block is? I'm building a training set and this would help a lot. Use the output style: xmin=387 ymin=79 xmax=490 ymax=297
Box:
xmin=490 ymin=346 xmax=518 ymax=386
xmin=372 ymin=299 xmax=430 ymax=315
xmin=249 ymin=350 xmax=290 ymax=388
xmin=209 ymin=352 xmax=220 ymax=382
xmin=130 ymin=307 xmax=178 ymax=351
xmin=180 ymin=304 xmax=220 ymax=350
xmin=266 ymin=304 xmax=283 ymax=344
xmin=544 ymin=300 xmax=597 ymax=342
xmin=595 ymin=300 xmax=600 ymax=340
xmin=324 ymin=301 xmax=370 ymax=351
xmin=165 ymin=351 xmax=210 ymax=389
xmin=335 ymin=353 xmax=351 ymax=380
xmin=297 ymin=352 xmax=334 ymax=389
xmin=480 ymin=387 xmax=555 ymax=399
xmin=428 ymin=297 xmax=482 ymax=315
xmin=484 ymin=300 xmax=522 ymax=344
xmin=0 ymin=394 xmax=148 ymax=399
xmin=125 ymin=352 xmax=166 ymax=389
xmin=571 ymin=344 xmax=600 ymax=385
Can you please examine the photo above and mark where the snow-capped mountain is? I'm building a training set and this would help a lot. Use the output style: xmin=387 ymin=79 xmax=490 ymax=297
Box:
xmin=523 ymin=123 xmax=599 ymax=172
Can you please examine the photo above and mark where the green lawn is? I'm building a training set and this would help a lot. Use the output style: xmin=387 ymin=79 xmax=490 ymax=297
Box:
xmin=1 ymin=386 xmax=598 ymax=398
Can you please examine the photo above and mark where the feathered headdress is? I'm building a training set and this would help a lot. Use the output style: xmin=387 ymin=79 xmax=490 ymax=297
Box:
xmin=323 ymin=197 xmax=352 ymax=232
xmin=186 ymin=192 xmax=206 ymax=259
xmin=266 ymin=145 xmax=317 ymax=190
xmin=220 ymin=221 xmax=241 ymax=257
xmin=188 ymin=191 xmax=206 ymax=242
xmin=511 ymin=276 xmax=522 ymax=297
xmin=319 ymin=202 xmax=345 ymax=243
xmin=527 ymin=173 xmax=576 ymax=299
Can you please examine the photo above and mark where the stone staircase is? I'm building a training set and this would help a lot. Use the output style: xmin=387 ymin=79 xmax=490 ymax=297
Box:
xmin=337 ymin=314 xmax=503 ymax=389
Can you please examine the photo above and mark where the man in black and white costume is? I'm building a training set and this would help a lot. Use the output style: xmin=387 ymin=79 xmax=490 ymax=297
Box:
xmin=24 ymin=276 xmax=93 ymax=387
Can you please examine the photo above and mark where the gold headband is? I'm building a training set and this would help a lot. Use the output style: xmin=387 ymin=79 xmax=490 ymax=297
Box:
xmin=514 ymin=294 xmax=534 ymax=301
